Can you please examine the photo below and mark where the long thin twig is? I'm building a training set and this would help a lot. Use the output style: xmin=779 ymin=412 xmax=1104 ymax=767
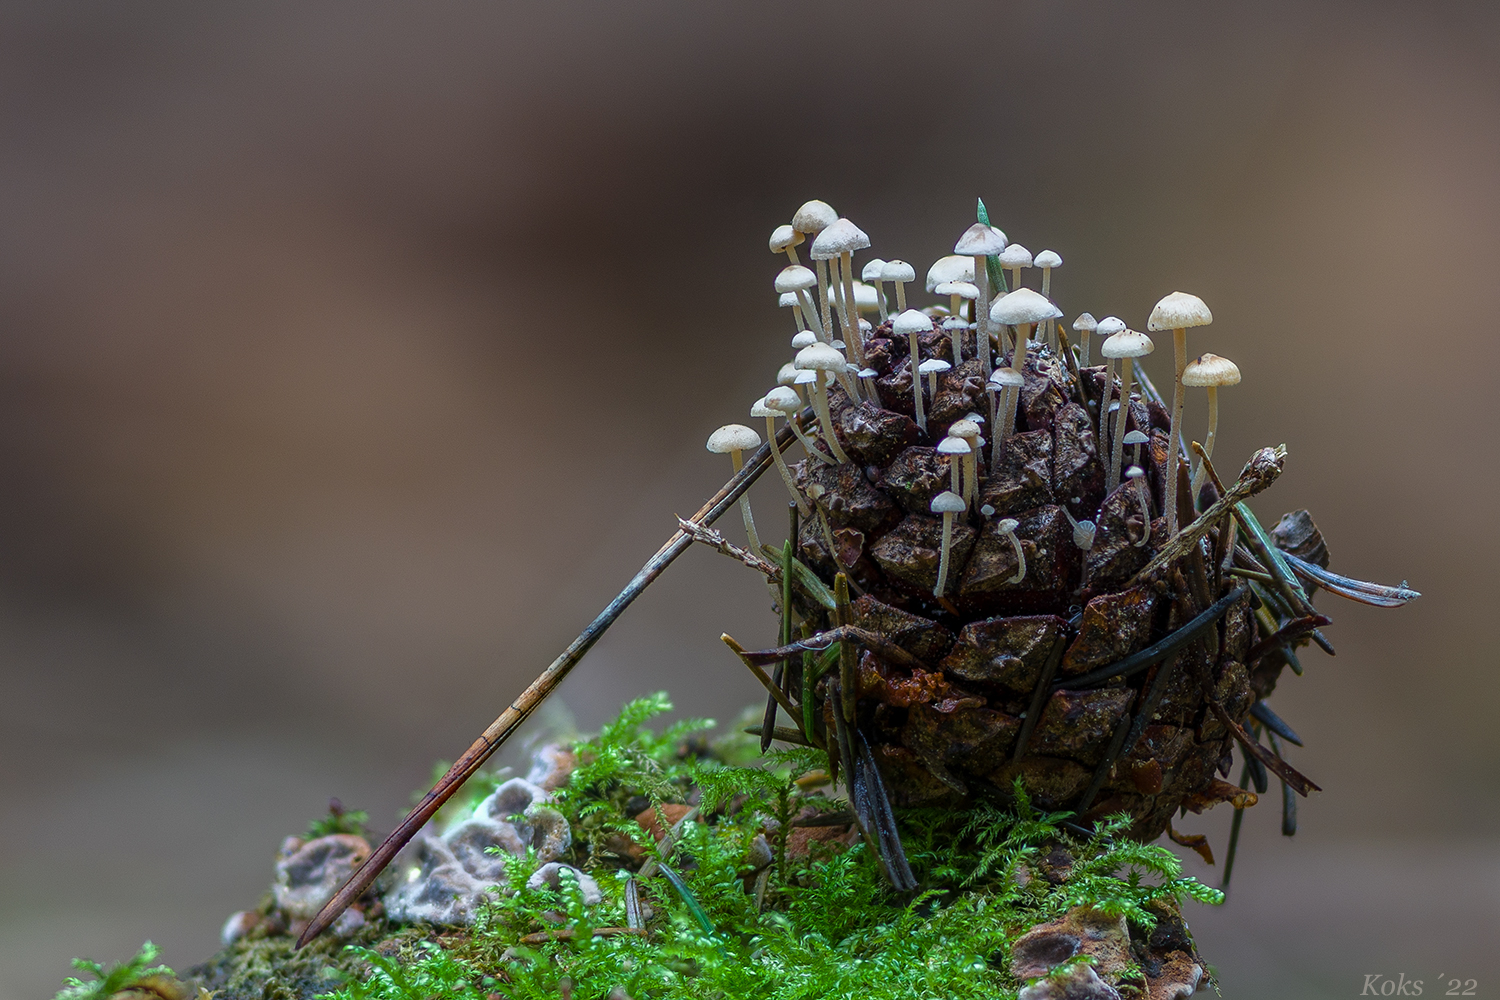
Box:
xmin=1207 ymin=701 xmax=1321 ymax=796
xmin=295 ymin=410 xmax=810 ymax=948
xmin=722 ymin=634 xmax=803 ymax=723
xmin=735 ymin=625 xmax=926 ymax=672
xmin=1056 ymin=585 xmax=1247 ymax=690
xmin=1012 ymin=635 xmax=1068 ymax=762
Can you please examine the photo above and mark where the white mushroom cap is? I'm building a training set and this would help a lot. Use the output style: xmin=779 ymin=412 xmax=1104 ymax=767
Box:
xmin=997 ymin=244 xmax=1032 ymax=268
xmin=954 ymin=222 xmax=1007 ymax=256
xmin=1122 ymin=429 xmax=1151 ymax=446
xmin=750 ymin=397 xmax=777 ymax=419
xmin=988 ymin=368 xmax=1025 ymax=389
xmin=839 ymin=281 xmax=880 ymax=311
xmin=881 ymin=259 xmax=917 ymax=284
xmin=948 ymin=418 xmax=982 ymax=440
xmin=791 ymin=331 xmax=819 ymax=349
xmin=930 ymin=490 xmax=967 ymax=514
xmin=1124 ymin=465 xmax=1146 ymax=480
xmin=925 ymin=255 xmax=974 ymax=292
xmin=917 ymin=358 xmax=952 ymax=375
xmin=934 ymin=280 xmax=979 ymax=300
xmin=1034 ymin=249 xmax=1062 ymax=269
xmin=1182 ymin=353 xmax=1241 ymax=387
xmin=707 ymin=424 xmax=761 ymax=454
xmin=778 ymin=292 xmax=800 ymax=309
xmin=963 ymin=411 xmax=986 ymax=423
xmin=1095 ymin=316 xmax=1127 ymax=338
xmin=769 ymin=224 xmax=805 ymax=253
xmin=777 ymin=362 xmax=799 ymax=387
xmin=861 ymin=258 xmax=888 ymax=282
xmin=810 ymin=218 xmax=871 ymax=260
xmin=996 ymin=517 xmax=1020 ymax=533
xmin=791 ymin=200 xmax=837 ymax=235
xmin=774 ymin=264 xmax=818 ymax=293
xmin=1147 ymin=291 xmax=1213 ymax=331
xmin=794 ymin=342 xmax=848 ymax=372
xmin=1101 ymin=329 xmax=1156 ymax=359
xmin=1072 ymin=312 xmax=1098 ymax=333
xmin=857 ymin=367 xmax=878 ymax=378
xmin=794 ymin=369 xmax=828 ymax=386
xmin=936 ymin=436 xmax=971 ymax=455
xmin=989 ymin=288 xmax=1063 ymax=326
xmin=892 ymin=308 xmax=934 ymax=336
xmin=764 ymin=386 xmax=802 ymax=412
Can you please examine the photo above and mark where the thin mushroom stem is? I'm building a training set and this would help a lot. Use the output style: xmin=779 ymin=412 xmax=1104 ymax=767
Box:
xmin=764 ymin=413 xmax=811 ymax=517
xmin=949 ymin=295 xmax=964 ymax=366
xmin=873 ymin=278 xmax=888 ymax=323
xmin=1166 ymin=327 xmax=1188 ymax=534
xmin=909 ymin=330 xmax=926 ymax=433
xmin=730 ymin=450 xmax=762 ymax=555
xmin=816 ymin=259 xmax=834 ymax=338
xmin=1040 ymin=269 xmax=1053 ymax=351
xmin=1003 ymin=528 xmax=1026 ymax=584
xmin=934 ymin=513 xmax=955 ymax=596
xmin=894 ymin=280 xmax=907 ymax=313
xmin=990 ymin=390 xmax=1005 ymax=467
xmin=999 ymin=322 xmax=1033 ymax=441
xmin=972 ymin=255 xmax=992 ymax=372
xmin=839 ymin=252 xmax=865 ymax=369
xmin=1109 ymin=359 xmax=1135 ymax=492
xmin=811 ymin=379 xmax=851 ymax=464
xmin=795 ymin=289 xmax=825 ymax=339
xmin=1192 ymin=385 xmax=1219 ymax=495
xmin=963 ymin=450 xmax=978 ymax=507
xmin=789 ymin=418 xmax=836 ymax=465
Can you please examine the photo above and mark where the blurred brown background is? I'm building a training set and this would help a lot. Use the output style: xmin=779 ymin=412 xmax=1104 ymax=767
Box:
xmin=1 ymin=3 xmax=1496 ymax=998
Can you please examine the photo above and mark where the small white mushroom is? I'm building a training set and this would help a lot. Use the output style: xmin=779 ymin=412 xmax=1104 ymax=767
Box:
xmin=1061 ymin=507 xmax=1097 ymax=591
xmin=811 ymin=218 xmax=872 ymax=370
xmin=1147 ymin=291 xmax=1214 ymax=535
xmin=881 ymin=259 xmax=917 ymax=313
xmin=934 ymin=280 xmax=979 ymax=364
xmin=753 ymin=394 xmax=811 ymax=518
xmin=861 ymin=258 xmax=889 ymax=322
xmin=767 ymin=382 xmax=833 ymax=464
xmin=893 ymin=308 xmax=935 ymax=432
xmin=989 ymin=288 xmax=1062 ymax=442
xmin=996 ymin=517 xmax=1026 ymax=584
xmin=997 ymin=243 xmax=1032 ymax=293
xmin=1125 ymin=465 xmax=1152 ymax=547
xmin=1073 ymin=312 xmax=1098 ymax=367
xmin=769 ymin=224 xmax=805 ymax=265
xmin=774 ymin=264 xmax=825 ymax=340
xmin=791 ymin=330 xmax=819 ymax=350
xmin=1093 ymin=315 xmax=1127 ymax=450
xmin=856 ymin=367 xmax=883 ymax=408
xmin=917 ymin=358 xmax=952 ymax=417
xmin=930 ymin=490 xmax=967 ymax=597
xmin=791 ymin=200 xmax=839 ymax=339
xmin=947 ymin=417 xmax=983 ymax=505
xmin=778 ymin=292 xmax=804 ymax=333
xmin=1100 ymin=329 xmax=1156 ymax=491
xmin=1122 ymin=428 xmax=1150 ymax=471
xmin=936 ymin=434 xmax=970 ymax=499
xmin=707 ymin=424 xmax=764 ymax=552
xmin=955 ymin=223 xmax=1008 ymax=372
xmin=794 ymin=342 xmax=853 ymax=463
xmin=1182 ymin=353 xmax=1241 ymax=495
xmin=925 ymin=255 xmax=974 ymax=294
xmin=1033 ymin=250 xmax=1062 ymax=349
xmin=986 ymin=367 xmax=1024 ymax=466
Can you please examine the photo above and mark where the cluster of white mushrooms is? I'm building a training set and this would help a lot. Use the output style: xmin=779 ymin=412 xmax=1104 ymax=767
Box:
xmin=706 ymin=199 xmax=1244 ymax=598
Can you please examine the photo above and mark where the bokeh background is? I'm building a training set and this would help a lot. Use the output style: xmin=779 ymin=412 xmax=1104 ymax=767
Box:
xmin=2 ymin=3 xmax=1497 ymax=998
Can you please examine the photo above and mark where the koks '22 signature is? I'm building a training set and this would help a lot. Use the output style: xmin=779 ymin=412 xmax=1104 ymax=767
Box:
xmin=1362 ymin=974 xmax=1478 ymax=996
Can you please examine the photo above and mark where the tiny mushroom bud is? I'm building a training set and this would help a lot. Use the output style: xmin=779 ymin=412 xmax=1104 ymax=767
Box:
xmin=1101 ymin=329 xmax=1155 ymax=492
xmin=980 ymin=503 xmax=996 ymax=517
xmin=997 ymin=243 xmax=1032 ymax=293
xmin=996 ymin=517 xmax=1027 ymax=585
xmin=1147 ymin=291 xmax=1214 ymax=534
xmin=857 ymin=366 xmax=883 ymax=408
xmin=917 ymin=358 xmax=951 ymax=415
xmin=1124 ymin=465 xmax=1152 ymax=547
xmin=893 ymin=308 xmax=936 ymax=431
xmin=707 ymin=424 xmax=764 ymax=553
xmin=881 ymin=259 xmax=916 ymax=313
xmin=955 ymin=222 xmax=1007 ymax=372
xmin=769 ymin=224 xmax=805 ymax=265
xmin=794 ymin=342 xmax=853 ymax=463
xmin=753 ymin=394 xmax=811 ymax=517
xmin=1182 ymin=353 xmax=1241 ymax=494
xmin=775 ymin=264 xmax=825 ymax=339
xmin=810 ymin=218 xmax=872 ymax=369
xmin=1123 ymin=428 xmax=1150 ymax=472
xmin=861 ymin=258 xmax=889 ymax=322
xmin=1073 ymin=311 xmax=1098 ymax=367
xmin=989 ymin=288 xmax=1062 ymax=442
xmin=930 ymin=490 xmax=968 ymax=597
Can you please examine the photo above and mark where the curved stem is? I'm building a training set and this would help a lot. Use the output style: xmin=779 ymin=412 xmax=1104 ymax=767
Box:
xmin=873 ymin=280 xmax=888 ymax=323
xmin=1192 ymin=386 xmax=1219 ymax=496
xmin=934 ymin=513 xmax=954 ymax=596
xmin=1005 ymin=530 xmax=1027 ymax=584
xmin=731 ymin=452 xmax=761 ymax=554
xmin=766 ymin=414 xmax=811 ymax=517
xmin=795 ymin=289 xmax=824 ymax=340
